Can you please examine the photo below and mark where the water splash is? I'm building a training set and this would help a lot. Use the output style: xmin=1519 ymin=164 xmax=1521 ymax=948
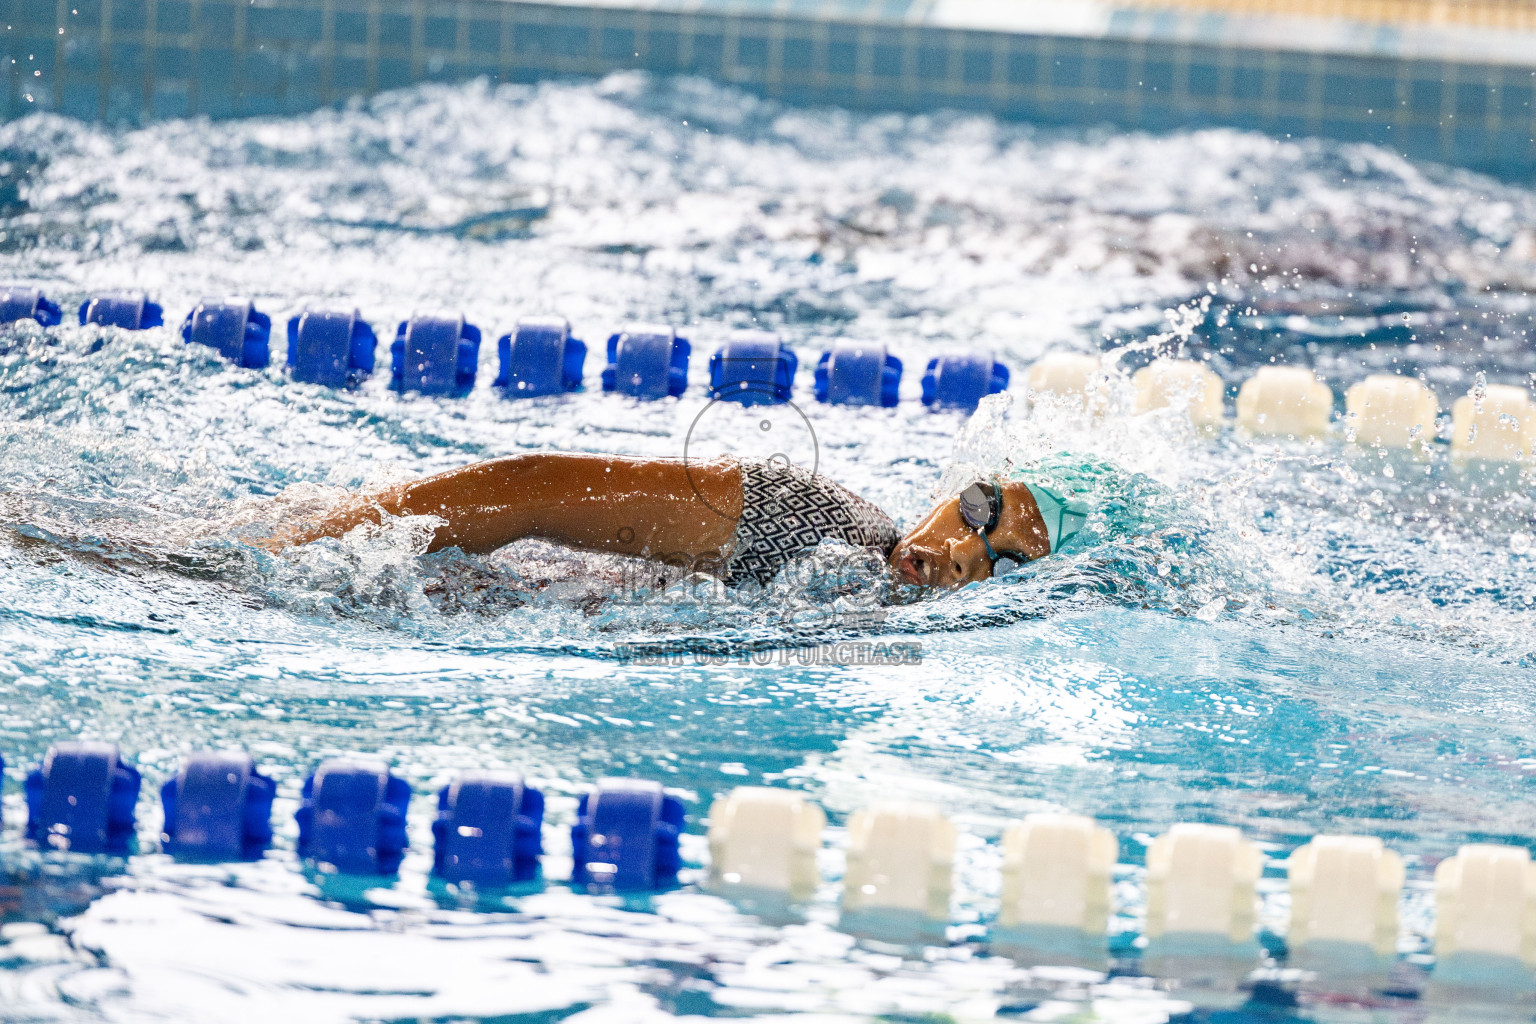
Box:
xmin=0 ymin=74 xmax=1535 ymax=1022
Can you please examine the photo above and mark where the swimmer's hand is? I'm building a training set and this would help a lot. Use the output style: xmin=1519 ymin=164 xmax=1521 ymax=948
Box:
xmin=248 ymin=495 xmax=385 ymax=551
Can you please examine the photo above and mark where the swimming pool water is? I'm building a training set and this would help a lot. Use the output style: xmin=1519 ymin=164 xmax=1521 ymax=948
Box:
xmin=0 ymin=73 xmax=1535 ymax=1022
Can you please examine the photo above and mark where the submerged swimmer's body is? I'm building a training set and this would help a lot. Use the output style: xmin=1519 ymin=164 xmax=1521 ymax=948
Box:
xmin=270 ymin=451 xmax=1088 ymax=591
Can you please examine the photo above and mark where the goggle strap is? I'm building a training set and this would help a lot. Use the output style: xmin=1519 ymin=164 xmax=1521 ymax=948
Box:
xmin=978 ymin=529 xmax=999 ymax=562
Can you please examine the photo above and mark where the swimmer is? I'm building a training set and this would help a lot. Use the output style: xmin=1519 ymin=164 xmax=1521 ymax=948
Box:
xmin=267 ymin=451 xmax=1087 ymax=590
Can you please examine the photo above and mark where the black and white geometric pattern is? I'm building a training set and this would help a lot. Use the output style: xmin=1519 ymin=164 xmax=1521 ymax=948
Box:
xmin=723 ymin=458 xmax=899 ymax=586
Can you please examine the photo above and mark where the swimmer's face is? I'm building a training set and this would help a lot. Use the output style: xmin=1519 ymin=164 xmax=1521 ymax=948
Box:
xmin=889 ymin=483 xmax=1051 ymax=590
xmin=889 ymin=494 xmax=999 ymax=589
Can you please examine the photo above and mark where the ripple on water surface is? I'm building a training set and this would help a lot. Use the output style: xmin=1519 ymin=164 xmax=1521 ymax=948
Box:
xmin=0 ymin=74 xmax=1534 ymax=1022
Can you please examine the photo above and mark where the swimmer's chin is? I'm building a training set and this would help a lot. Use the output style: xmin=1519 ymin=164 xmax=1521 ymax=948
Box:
xmin=879 ymin=569 xmax=956 ymax=605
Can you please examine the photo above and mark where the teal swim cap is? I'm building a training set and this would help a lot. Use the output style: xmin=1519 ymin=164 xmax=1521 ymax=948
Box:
xmin=1021 ymin=482 xmax=1090 ymax=553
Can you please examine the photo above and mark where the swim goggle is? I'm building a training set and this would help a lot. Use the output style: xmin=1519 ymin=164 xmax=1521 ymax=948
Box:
xmin=958 ymin=479 xmax=1089 ymax=573
xmin=957 ymin=480 xmax=1026 ymax=572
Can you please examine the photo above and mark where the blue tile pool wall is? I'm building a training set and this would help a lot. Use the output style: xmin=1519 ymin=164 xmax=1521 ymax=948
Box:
xmin=3 ymin=0 xmax=1534 ymax=179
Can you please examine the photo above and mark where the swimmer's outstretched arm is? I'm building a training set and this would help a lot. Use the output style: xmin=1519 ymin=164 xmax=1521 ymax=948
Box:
xmin=270 ymin=453 xmax=743 ymax=560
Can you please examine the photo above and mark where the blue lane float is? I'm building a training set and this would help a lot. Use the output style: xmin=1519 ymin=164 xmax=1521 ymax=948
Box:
xmin=0 ymin=284 xmax=63 ymax=327
xmin=570 ymin=778 xmax=684 ymax=891
xmin=432 ymin=770 xmax=545 ymax=886
xmin=25 ymin=742 xmax=142 ymax=855
xmin=709 ymin=330 xmax=796 ymax=406
xmin=182 ymin=298 xmax=272 ymax=369
xmin=78 ymin=291 xmax=165 ymax=331
xmin=391 ymin=313 xmax=481 ymax=396
xmin=160 ymin=751 xmax=276 ymax=861
xmin=815 ymin=342 xmax=902 ymax=407
xmin=286 ymin=309 xmax=378 ymax=388
xmin=495 ymin=316 xmax=586 ymax=397
xmin=295 ymin=759 xmax=410 ymax=874
xmin=601 ymin=323 xmax=689 ymax=400
xmin=921 ymin=350 xmax=1010 ymax=411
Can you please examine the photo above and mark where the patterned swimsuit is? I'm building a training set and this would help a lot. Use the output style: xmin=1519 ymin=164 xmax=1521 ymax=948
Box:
xmin=722 ymin=458 xmax=899 ymax=586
